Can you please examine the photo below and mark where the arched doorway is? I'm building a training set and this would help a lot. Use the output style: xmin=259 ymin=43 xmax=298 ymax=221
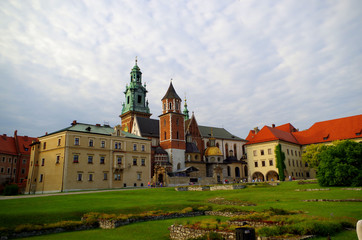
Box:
xmin=266 ymin=171 xmax=279 ymax=181
xmin=252 ymin=172 xmax=264 ymax=182
xmin=158 ymin=173 xmax=164 ymax=183
xmin=235 ymin=167 xmax=240 ymax=178
xmin=177 ymin=163 xmax=181 ymax=170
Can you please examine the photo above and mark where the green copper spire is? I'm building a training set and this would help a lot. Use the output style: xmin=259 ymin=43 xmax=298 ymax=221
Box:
xmin=183 ymin=96 xmax=189 ymax=120
xmin=121 ymin=58 xmax=150 ymax=115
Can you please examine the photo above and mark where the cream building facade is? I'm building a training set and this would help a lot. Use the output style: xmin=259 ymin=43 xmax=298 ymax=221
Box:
xmin=26 ymin=121 xmax=151 ymax=194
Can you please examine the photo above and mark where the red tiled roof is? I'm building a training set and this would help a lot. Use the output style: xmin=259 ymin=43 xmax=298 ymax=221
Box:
xmin=0 ymin=135 xmax=17 ymax=155
xmin=293 ymin=114 xmax=362 ymax=145
xmin=245 ymin=114 xmax=362 ymax=146
xmin=245 ymin=125 xmax=298 ymax=145
xmin=15 ymin=135 xmax=37 ymax=154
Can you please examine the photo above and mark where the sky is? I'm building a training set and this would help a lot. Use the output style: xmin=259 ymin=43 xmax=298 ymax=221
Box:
xmin=1 ymin=0 xmax=361 ymax=139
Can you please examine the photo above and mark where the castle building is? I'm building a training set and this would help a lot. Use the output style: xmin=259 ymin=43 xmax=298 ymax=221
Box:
xmin=25 ymin=121 xmax=151 ymax=194
xmin=121 ymin=60 xmax=247 ymax=185
xmin=245 ymin=114 xmax=362 ymax=181
xmin=0 ymin=131 xmax=36 ymax=192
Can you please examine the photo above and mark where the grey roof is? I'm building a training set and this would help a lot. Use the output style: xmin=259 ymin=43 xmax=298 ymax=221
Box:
xmin=198 ymin=126 xmax=245 ymax=141
xmin=186 ymin=142 xmax=200 ymax=153
xmin=161 ymin=82 xmax=181 ymax=100
xmin=136 ymin=117 xmax=159 ymax=138
xmin=42 ymin=123 xmax=147 ymax=140
xmin=153 ymin=146 xmax=168 ymax=155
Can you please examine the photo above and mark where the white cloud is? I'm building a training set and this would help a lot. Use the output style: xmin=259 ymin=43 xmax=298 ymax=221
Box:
xmin=0 ymin=0 xmax=361 ymax=138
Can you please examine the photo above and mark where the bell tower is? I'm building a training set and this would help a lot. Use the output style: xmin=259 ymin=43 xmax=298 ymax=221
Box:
xmin=159 ymin=80 xmax=185 ymax=171
xmin=120 ymin=58 xmax=151 ymax=132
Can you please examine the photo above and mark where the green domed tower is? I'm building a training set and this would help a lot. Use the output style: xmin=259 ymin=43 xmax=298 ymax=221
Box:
xmin=120 ymin=58 xmax=151 ymax=132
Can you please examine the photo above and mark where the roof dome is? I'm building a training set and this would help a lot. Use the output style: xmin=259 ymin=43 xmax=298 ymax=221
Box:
xmin=205 ymin=146 xmax=223 ymax=157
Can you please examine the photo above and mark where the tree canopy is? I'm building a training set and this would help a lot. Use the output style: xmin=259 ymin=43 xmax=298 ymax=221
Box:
xmin=317 ymin=140 xmax=362 ymax=187
xmin=302 ymin=143 xmax=328 ymax=168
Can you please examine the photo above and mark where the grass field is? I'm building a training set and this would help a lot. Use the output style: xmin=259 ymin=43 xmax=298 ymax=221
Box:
xmin=1 ymin=181 xmax=361 ymax=239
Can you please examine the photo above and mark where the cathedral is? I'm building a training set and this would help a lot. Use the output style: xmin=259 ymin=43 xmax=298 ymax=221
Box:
xmin=120 ymin=60 xmax=248 ymax=186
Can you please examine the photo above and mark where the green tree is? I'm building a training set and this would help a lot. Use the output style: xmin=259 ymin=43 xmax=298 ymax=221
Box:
xmin=317 ymin=140 xmax=362 ymax=187
xmin=275 ymin=144 xmax=286 ymax=181
xmin=302 ymin=144 xmax=328 ymax=168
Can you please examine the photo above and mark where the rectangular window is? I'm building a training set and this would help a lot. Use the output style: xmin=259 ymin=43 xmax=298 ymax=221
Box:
xmin=14 ymin=158 xmax=17 ymax=163
xmin=21 ymin=168 xmax=25 ymax=174
xmin=253 ymin=150 xmax=257 ymax=156
xmin=103 ymin=172 xmax=108 ymax=180
xmin=287 ymin=149 xmax=289 ymax=155
xmin=268 ymin=149 xmax=272 ymax=155
xmin=7 ymin=168 xmax=10 ymax=174
xmin=137 ymin=173 xmax=141 ymax=180
xmin=43 ymin=142 xmax=46 ymax=149
xmin=2 ymin=157 xmax=5 ymax=162
xmin=22 ymin=159 xmax=26 ymax=164
xmin=77 ymin=173 xmax=82 ymax=181
xmin=13 ymin=168 xmax=16 ymax=174
xmin=269 ymin=160 xmax=273 ymax=166
xmin=100 ymin=156 xmax=105 ymax=164
xmin=262 ymin=161 xmax=265 ymax=167
xmin=8 ymin=158 xmax=12 ymax=163
xmin=133 ymin=144 xmax=137 ymax=151
xmin=0 ymin=168 xmax=4 ymax=173
xmin=89 ymin=139 xmax=94 ymax=147
xmin=75 ymin=138 xmax=80 ymax=145
xmin=73 ymin=155 xmax=79 ymax=163
xmin=56 ymin=155 xmax=60 ymax=164
xmin=58 ymin=139 xmax=61 ymax=146
xmin=288 ymin=159 xmax=291 ymax=166
xmin=141 ymin=145 xmax=145 ymax=151
xmin=101 ymin=141 xmax=105 ymax=148
xmin=260 ymin=150 xmax=264 ymax=155
xmin=41 ymin=158 xmax=45 ymax=166
xmin=115 ymin=142 xmax=121 ymax=149
xmin=295 ymin=150 xmax=297 ymax=156
xmin=114 ymin=174 xmax=121 ymax=181
xmin=88 ymin=173 xmax=93 ymax=181
xmin=39 ymin=174 xmax=43 ymax=182
xmin=117 ymin=157 xmax=122 ymax=165
xmin=291 ymin=150 xmax=294 ymax=156
xmin=133 ymin=158 xmax=137 ymax=166
xmin=254 ymin=161 xmax=258 ymax=167
xmin=141 ymin=159 xmax=145 ymax=166
xmin=293 ymin=160 xmax=295 ymax=167
xmin=296 ymin=161 xmax=299 ymax=167
xmin=88 ymin=156 xmax=93 ymax=164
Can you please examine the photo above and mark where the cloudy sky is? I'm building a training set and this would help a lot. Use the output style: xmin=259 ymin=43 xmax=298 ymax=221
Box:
xmin=1 ymin=0 xmax=361 ymax=139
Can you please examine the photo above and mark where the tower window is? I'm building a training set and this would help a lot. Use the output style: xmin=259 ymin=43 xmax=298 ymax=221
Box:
xmin=138 ymin=95 xmax=142 ymax=104
xmin=127 ymin=96 xmax=130 ymax=104
xmin=176 ymin=131 xmax=179 ymax=139
xmin=169 ymin=102 xmax=172 ymax=110
xmin=164 ymin=131 xmax=167 ymax=139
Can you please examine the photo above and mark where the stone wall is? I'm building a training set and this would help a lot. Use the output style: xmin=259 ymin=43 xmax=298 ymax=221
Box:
xmin=169 ymin=225 xmax=235 ymax=240
xmin=99 ymin=212 xmax=204 ymax=229
xmin=175 ymin=184 xmax=246 ymax=191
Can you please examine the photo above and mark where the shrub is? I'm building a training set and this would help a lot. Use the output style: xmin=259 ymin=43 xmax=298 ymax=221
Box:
xmin=3 ymin=184 xmax=18 ymax=196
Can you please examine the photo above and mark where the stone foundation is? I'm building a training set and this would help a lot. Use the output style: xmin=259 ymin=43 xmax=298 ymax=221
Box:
xmin=169 ymin=225 xmax=235 ymax=240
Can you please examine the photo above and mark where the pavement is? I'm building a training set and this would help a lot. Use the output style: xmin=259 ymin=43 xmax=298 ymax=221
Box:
xmin=0 ymin=188 xmax=145 ymax=200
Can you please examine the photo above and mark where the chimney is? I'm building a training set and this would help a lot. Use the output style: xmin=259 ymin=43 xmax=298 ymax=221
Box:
xmin=254 ymin=127 xmax=259 ymax=134
xmin=272 ymin=124 xmax=275 ymax=128
xmin=71 ymin=120 xmax=77 ymax=126
xmin=14 ymin=130 xmax=18 ymax=136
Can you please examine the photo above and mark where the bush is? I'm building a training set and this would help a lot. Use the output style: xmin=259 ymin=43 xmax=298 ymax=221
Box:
xmin=3 ymin=184 xmax=18 ymax=196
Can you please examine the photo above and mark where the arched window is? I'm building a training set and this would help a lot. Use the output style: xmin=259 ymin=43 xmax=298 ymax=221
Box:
xmin=117 ymin=130 xmax=120 ymax=136
xmin=176 ymin=131 xmax=179 ymax=139
xmin=234 ymin=144 xmax=237 ymax=157
xmin=164 ymin=131 xmax=167 ymax=140
xmin=163 ymin=103 xmax=166 ymax=111
xmin=227 ymin=166 xmax=231 ymax=176
xmin=177 ymin=163 xmax=181 ymax=170
xmin=235 ymin=167 xmax=240 ymax=178
xmin=225 ymin=143 xmax=229 ymax=157
xmin=169 ymin=102 xmax=172 ymax=110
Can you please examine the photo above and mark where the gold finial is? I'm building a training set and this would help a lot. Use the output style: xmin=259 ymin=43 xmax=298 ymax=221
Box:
xmin=184 ymin=93 xmax=187 ymax=102
xmin=210 ymin=128 xmax=213 ymax=137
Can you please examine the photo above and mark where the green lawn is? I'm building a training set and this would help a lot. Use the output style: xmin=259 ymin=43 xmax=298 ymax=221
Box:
xmin=1 ymin=181 xmax=361 ymax=239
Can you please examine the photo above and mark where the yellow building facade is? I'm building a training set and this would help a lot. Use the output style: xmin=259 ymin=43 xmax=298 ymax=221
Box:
xmin=26 ymin=122 xmax=151 ymax=194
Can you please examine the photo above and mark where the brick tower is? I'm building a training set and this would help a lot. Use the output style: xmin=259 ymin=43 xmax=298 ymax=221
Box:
xmin=159 ymin=81 xmax=185 ymax=171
